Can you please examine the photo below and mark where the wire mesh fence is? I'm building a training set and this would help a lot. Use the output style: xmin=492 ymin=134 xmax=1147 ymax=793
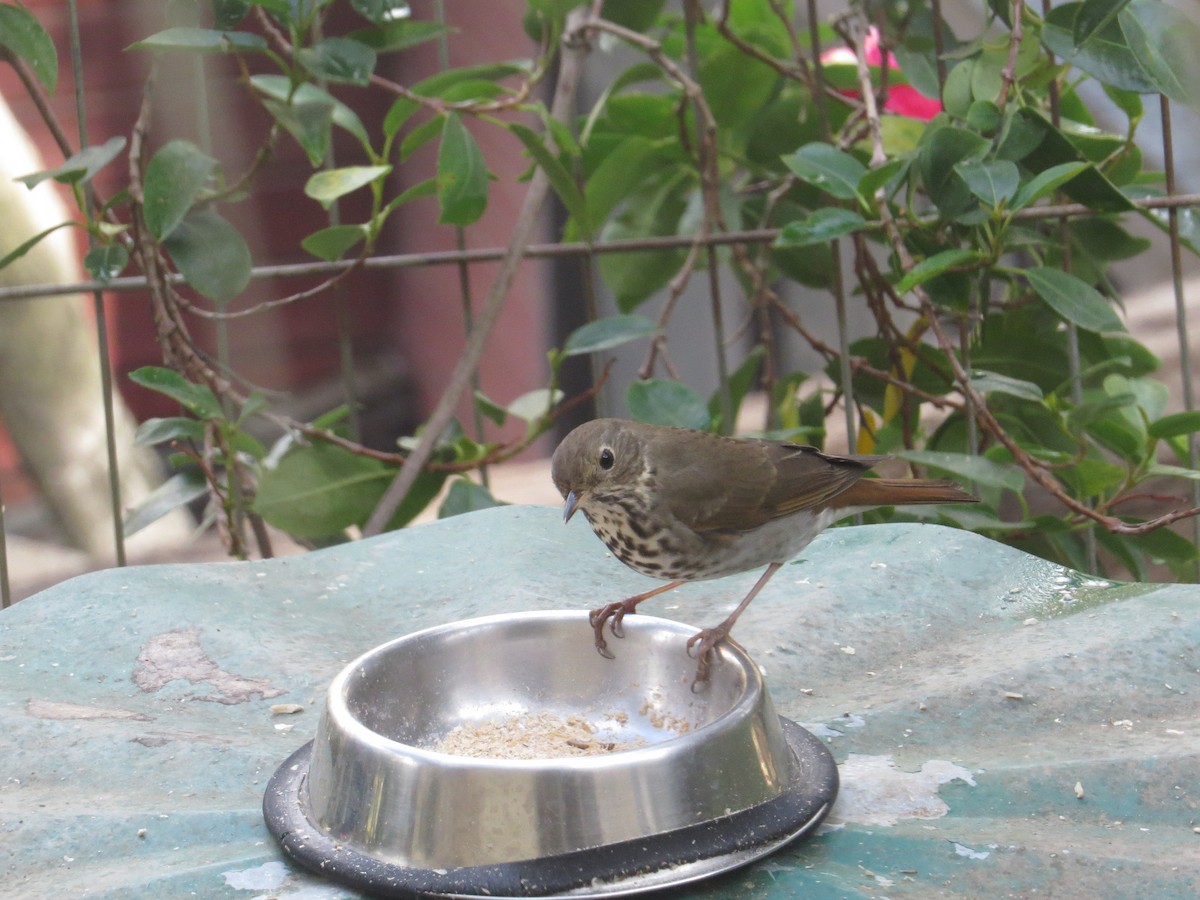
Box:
xmin=1 ymin=0 xmax=1198 ymax=608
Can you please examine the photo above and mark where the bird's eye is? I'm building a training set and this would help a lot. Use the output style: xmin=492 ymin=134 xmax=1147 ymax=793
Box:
xmin=599 ymin=447 xmax=615 ymax=470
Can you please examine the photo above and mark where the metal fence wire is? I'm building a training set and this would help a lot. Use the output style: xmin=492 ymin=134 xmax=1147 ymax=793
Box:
xmin=1 ymin=1 xmax=1198 ymax=607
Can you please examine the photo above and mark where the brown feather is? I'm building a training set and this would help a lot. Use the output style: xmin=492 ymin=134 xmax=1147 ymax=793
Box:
xmin=829 ymin=477 xmax=978 ymax=509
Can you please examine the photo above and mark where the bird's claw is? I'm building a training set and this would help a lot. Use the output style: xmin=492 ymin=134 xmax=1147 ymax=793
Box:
xmin=685 ymin=626 xmax=730 ymax=689
xmin=589 ymin=600 xmax=637 ymax=659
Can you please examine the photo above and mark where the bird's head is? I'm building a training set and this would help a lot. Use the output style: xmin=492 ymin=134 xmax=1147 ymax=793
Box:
xmin=550 ymin=418 xmax=648 ymax=523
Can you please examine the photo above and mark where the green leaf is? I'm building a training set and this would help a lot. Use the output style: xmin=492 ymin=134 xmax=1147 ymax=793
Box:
xmin=296 ymin=36 xmax=377 ymax=85
xmin=0 ymin=222 xmax=77 ymax=270
xmin=1118 ymin=0 xmax=1200 ymax=107
xmin=897 ymin=450 xmax=1025 ymax=493
xmin=436 ymin=113 xmax=489 ymax=226
xmin=1148 ymin=411 xmax=1200 ymax=440
xmin=129 ymin=366 xmax=223 ymax=419
xmin=782 ymin=143 xmax=866 ymax=201
xmin=1042 ymin=4 xmax=1157 ymax=93
xmin=133 ymin=416 xmax=207 ymax=447
xmin=413 ymin=61 xmax=529 ymax=99
xmin=917 ymin=125 xmax=990 ymax=218
xmin=143 ymin=140 xmax=218 ymax=240
xmin=383 ymin=96 xmax=420 ymax=140
xmin=251 ymin=75 xmax=370 ymax=149
xmin=895 ymin=248 xmax=984 ymax=294
xmin=0 ymin=3 xmax=57 ymax=90
xmin=775 ymin=208 xmax=867 ymax=247
xmin=709 ymin=347 xmax=764 ymax=431
xmin=564 ymin=314 xmax=657 ymax=355
xmin=508 ymin=122 xmax=590 ymax=237
xmin=162 ymin=209 xmax=252 ymax=305
xmin=438 ymin=478 xmax=505 ymax=519
xmin=1009 ymin=161 xmax=1089 ymax=211
xmin=968 ymin=370 xmax=1045 ymax=401
xmin=83 ymin=244 xmax=129 ymax=284
xmin=473 ymin=391 xmax=508 ymax=426
xmin=129 ymin=27 xmax=267 ymax=53
xmin=261 ymin=96 xmax=333 ymax=166
xmin=626 ymin=379 xmax=710 ymax=430
xmin=1074 ymin=0 xmax=1133 ymax=48
xmin=16 ymin=136 xmax=126 ymax=189
xmin=349 ymin=20 xmax=450 ymax=53
xmin=301 ymin=224 xmax=368 ymax=261
xmin=1017 ymin=111 xmax=1134 ymax=213
xmin=1146 ymin=463 xmax=1200 ymax=482
xmin=597 ymin=171 xmax=690 ymax=311
xmin=123 ymin=470 xmax=208 ymax=538
xmin=304 ymin=165 xmax=391 ymax=208
xmin=350 ymin=0 xmax=412 ymax=24
xmin=506 ymin=388 xmax=562 ymax=423
xmin=1024 ymin=267 xmax=1125 ymax=333
xmin=954 ymin=159 xmax=1019 ymax=207
xmin=254 ymin=442 xmax=392 ymax=538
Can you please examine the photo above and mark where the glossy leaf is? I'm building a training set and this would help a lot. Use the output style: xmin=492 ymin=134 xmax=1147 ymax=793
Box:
xmin=438 ymin=479 xmax=505 ymax=519
xmin=0 ymin=3 xmax=57 ymax=90
xmin=129 ymin=367 xmax=223 ymax=420
xmin=296 ymin=37 xmax=377 ymax=85
xmin=349 ymin=20 xmax=450 ymax=52
xmin=1118 ymin=0 xmax=1200 ymax=107
xmin=898 ymin=450 xmax=1025 ymax=493
xmin=254 ymin=443 xmax=391 ymax=538
xmin=304 ymin=165 xmax=391 ymax=208
xmin=301 ymin=224 xmax=368 ymax=262
xmin=917 ymin=126 xmax=989 ymax=218
xmin=436 ymin=113 xmax=489 ymax=226
xmin=123 ymin=470 xmax=208 ymax=537
xmin=508 ymin=122 xmax=590 ymax=237
xmin=1009 ymin=162 xmax=1089 ymax=211
xmin=506 ymin=388 xmax=563 ymax=423
xmin=775 ymin=208 xmax=867 ymax=247
xmin=782 ymin=143 xmax=866 ymax=201
xmin=627 ymin=379 xmax=711 ymax=430
xmin=16 ymin=137 xmax=126 ymax=189
xmin=130 ymin=27 xmax=267 ymax=53
xmin=1073 ymin=0 xmax=1132 ymax=49
xmin=895 ymin=249 xmax=985 ymax=294
xmin=252 ymin=76 xmax=370 ymax=149
xmin=143 ymin=140 xmax=218 ymax=240
xmin=162 ymin=209 xmax=252 ymax=304
xmin=954 ymin=159 xmax=1019 ymax=207
xmin=969 ymin=371 xmax=1045 ymax=402
xmin=1042 ymin=4 xmax=1157 ymax=93
xmin=262 ymin=97 xmax=333 ymax=166
xmin=564 ymin=315 xmax=656 ymax=356
xmin=83 ymin=244 xmax=129 ymax=284
xmin=1025 ymin=267 xmax=1125 ymax=333
xmin=133 ymin=416 xmax=207 ymax=447
xmin=1148 ymin=411 xmax=1200 ymax=440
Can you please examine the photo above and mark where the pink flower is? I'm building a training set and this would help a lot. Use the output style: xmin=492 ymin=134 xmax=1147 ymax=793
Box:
xmin=821 ymin=27 xmax=941 ymax=121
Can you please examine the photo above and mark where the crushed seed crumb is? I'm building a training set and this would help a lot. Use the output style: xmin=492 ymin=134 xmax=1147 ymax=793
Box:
xmin=430 ymin=711 xmax=647 ymax=759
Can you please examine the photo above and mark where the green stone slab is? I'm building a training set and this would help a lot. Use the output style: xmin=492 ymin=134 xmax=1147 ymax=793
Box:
xmin=1 ymin=506 xmax=1196 ymax=897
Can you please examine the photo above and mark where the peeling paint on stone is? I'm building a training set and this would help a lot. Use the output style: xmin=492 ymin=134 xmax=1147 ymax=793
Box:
xmin=133 ymin=628 xmax=283 ymax=703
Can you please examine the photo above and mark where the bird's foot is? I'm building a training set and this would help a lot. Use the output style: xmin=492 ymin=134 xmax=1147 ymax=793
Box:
xmin=588 ymin=598 xmax=640 ymax=659
xmin=685 ymin=623 xmax=732 ymax=688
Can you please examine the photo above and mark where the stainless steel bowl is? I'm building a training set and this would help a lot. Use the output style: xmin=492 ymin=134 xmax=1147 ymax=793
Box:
xmin=265 ymin=611 xmax=836 ymax=897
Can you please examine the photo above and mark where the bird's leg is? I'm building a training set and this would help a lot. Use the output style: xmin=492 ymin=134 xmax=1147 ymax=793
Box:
xmin=687 ymin=563 xmax=782 ymax=685
xmin=589 ymin=580 xmax=686 ymax=658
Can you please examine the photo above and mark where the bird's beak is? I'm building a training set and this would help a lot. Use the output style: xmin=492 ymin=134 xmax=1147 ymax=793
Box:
xmin=562 ymin=490 xmax=581 ymax=523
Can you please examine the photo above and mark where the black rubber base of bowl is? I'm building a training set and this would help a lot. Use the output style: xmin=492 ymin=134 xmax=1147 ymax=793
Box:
xmin=263 ymin=717 xmax=838 ymax=898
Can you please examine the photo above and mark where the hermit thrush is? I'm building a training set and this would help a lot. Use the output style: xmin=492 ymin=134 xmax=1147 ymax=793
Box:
xmin=551 ymin=418 xmax=978 ymax=682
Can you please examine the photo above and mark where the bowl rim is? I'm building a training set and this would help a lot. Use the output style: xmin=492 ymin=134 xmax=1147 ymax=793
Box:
xmin=324 ymin=609 xmax=765 ymax=770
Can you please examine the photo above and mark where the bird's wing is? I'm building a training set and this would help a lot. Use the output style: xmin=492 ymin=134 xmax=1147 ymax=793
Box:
xmin=654 ymin=433 xmax=877 ymax=534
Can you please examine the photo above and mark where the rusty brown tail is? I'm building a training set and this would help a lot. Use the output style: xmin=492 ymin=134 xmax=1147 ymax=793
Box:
xmin=831 ymin=477 xmax=979 ymax=509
